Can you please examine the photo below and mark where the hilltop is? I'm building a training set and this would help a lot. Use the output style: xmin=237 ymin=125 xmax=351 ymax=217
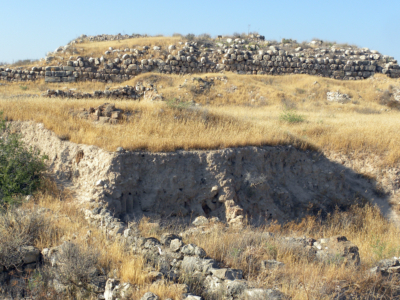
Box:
xmin=0 ymin=34 xmax=400 ymax=300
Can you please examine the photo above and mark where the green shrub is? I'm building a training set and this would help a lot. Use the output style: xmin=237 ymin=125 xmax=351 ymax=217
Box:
xmin=184 ymin=33 xmax=195 ymax=41
xmin=279 ymin=111 xmax=305 ymax=124
xmin=166 ymin=98 xmax=192 ymax=110
xmin=0 ymin=112 xmax=47 ymax=205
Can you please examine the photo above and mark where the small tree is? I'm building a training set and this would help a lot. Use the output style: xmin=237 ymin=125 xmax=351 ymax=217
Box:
xmin=0 ymin=112 xmax=47 ymax=205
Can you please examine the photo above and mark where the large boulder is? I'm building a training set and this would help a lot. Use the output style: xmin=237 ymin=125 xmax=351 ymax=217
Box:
xmin=370 ymin=257 xmax=400 ymax=275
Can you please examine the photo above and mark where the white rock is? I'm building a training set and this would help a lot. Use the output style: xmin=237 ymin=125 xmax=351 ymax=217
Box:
xmin=95 ymin=180 xmax=104 ymax=187
xmin=327 ymin=91 xmax=351 ymax=104
xmin=192 ymin=216 xmax=209 ymax=226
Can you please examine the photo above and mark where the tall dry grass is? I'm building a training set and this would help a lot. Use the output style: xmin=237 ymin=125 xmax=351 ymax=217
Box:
xmin=182 ymin=204 xmax=400 ymax=299
xmin=12 ymin=179 xmax=184 ymax=300
xmin=60 ymin=36 xmax=183 ymax=60
xmin=0 ymin=72 xmax=399 ymax=165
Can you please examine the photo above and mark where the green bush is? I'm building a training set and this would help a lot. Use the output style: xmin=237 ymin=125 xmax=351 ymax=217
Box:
xmin=184 ymin=33 xmax=195 ymax=41
xmin=166 ymin=98 xmax=192 ymax=110
xmin=279 ymin=111 xmax=305 ymax=124
xmin=0 ymin=112 xmax=47 ymax=205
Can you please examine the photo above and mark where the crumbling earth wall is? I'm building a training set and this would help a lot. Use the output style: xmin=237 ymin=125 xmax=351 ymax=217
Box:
xmin=14 ymin=121 xmax=396 ymax=225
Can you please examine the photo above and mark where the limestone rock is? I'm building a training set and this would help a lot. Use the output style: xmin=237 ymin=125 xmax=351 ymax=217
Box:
xmin=192 ymin=216 xmax=209 ymax=227
xmin=327 ymin=91 xmax=351 ymax=103
xmin=170 ymin=239 xmax=183 ymax=252
xmin=260 ymin=259 xmax=285 ymax=271
xmin=370 ymin=257 xmax=400 ymax=275
xmin=211 ymin=268 xmax=243 ymax=280
xmin=160 ymin=233 xmax=181 ymax=247
xmin=244 ymin=288 xmax=287 ymax=300
xmin=140 ymin=292 xmax=159 ymax=300
xmin=20 ymin=246 xmax=40 ymax=264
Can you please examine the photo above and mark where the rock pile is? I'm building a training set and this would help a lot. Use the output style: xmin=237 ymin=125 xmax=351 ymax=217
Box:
xmin=69 ymin=103 xmax=123 ymax=124
xmin=43 ymin=84 xmax=161 ymax=101
xmin=326 ymin=90 xmax=352 ymax=103
xmin=45 ymin=85 xmax=137 ymax=99
xmin=0 ymin=204 xmax=387 ymax=300
xmin=84 ymin=209 xmax=290 ymax=300
xmin=370 ymin=257 xmax=400 ymax=275
xmin=1 ymin=35 xmax=399 ymax=84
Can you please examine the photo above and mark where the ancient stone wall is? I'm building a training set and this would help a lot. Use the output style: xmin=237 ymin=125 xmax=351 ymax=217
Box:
xmin=1 ymin=37 xmax=399 ymax=84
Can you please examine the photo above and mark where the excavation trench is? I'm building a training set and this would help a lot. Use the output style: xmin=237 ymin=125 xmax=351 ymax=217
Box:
xmin=14 ymin=121 xmax=397 ymax=226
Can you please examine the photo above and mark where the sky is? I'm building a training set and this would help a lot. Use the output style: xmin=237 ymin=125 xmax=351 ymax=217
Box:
xmin=0 ymin=0 xmax=399 ymax=64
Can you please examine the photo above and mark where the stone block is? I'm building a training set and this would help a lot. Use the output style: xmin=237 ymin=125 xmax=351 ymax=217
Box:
xmin=45 ymin=76 xmax=61 ymax=82
xmin=63 ymin=66 xmax=75 ymax=71
xmin=45 ymin=66 xmax=60 ymax=71
xmin=54 ymin=71 xmax=66 ymax=77
xmin=211 ymin=268 xmax=243 ymax=280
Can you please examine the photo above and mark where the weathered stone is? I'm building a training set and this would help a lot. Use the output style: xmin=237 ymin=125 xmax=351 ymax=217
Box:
xmin=139 ymin=292 xmax=159 ymax=300
xmin=244 ymin=288 xmax=286 ymax=300
xmin=225 ymin=280 xmax=248 ymax=297
xmin=170 ymin=239 xmax=183 ymax=252
xmin=192 ymin=216 xmax=209 ymax=226
xmin=160 ymin=233 xmax=181 ymax=247
xmin=211 ymin=268 xmax=243 ymax=280
xmin=260 ymin=260 xmax=285 ymax=270
xmin=45 ymin=76 xmax=61 ymax=82
xmin=20 ymin=246 xmax=40 ymax=264
xmin=327 ymin=91 xmax=351 ymax=103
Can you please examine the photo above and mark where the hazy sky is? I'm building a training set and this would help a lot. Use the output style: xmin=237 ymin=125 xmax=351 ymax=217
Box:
xmin=1 ymin=0 xmax=398 ymax=63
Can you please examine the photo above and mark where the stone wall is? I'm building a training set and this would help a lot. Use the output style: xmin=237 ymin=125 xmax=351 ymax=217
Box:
xmin=1 ymin=37 xmax=399 ymax=84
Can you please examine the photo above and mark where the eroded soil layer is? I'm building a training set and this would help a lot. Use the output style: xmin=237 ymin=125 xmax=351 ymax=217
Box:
xmin=15 ymin=121 xmax=397 ymax=225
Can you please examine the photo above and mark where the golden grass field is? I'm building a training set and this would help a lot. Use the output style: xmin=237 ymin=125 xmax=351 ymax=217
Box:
xmin=0 ymin=71 xmax=399 ymax=166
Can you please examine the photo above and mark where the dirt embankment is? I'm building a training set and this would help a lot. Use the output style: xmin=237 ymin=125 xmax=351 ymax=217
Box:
xmin=14 ymin=121 xmax=399 ymax=226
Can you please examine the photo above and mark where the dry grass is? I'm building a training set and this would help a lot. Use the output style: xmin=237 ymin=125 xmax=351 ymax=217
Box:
xmin=5 ymin=179 xmax=184 ymax=300
xmin=75 ymin=36 xmax=183 ymax=57
xmin=0 ymin=72 xmax=400 ymax=165
xmin=181 ymin=204 xmax=400 ymax=299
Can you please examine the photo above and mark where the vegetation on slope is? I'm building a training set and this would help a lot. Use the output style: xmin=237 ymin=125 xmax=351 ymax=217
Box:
xmin=139 ymin=205 xmax=400 ymax=299
xmin=0 ymin=72 xmax=399 ymax=165
xmin=0 ymin=112 xmax=47 ymax=206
